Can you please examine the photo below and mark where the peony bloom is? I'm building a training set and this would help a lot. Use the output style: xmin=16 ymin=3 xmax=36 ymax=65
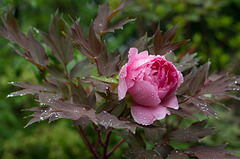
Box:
xmin=118 ymin=48 xmax=183 ymax=125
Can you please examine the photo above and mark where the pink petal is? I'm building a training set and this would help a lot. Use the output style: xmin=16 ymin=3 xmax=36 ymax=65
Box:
xmin=128 ymin=48 xmax=138 ymax=62
xmin=161 ymin=95 xmax=179 ymax=109
xmin=118 ymin=64 xmax=128 ymax=100
xmin=131 ymin=104 xmax=170 ymax=125
xmin=128 ymin=80 xmax=160 ymax=107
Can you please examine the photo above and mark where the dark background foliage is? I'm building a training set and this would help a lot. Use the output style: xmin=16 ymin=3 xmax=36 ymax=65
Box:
xmin=0 ymin=0 xmax=240 ymax=158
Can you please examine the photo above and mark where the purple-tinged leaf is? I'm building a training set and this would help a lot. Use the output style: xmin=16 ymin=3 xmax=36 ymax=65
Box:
xmin=27 ymin=29 xmax=49 ymax=66
xmin=199 ymin=74 xmax=240 ymax=95
xmin=153 ymin=26 xmax=162 ymax=55
xmin=114 ymin=131 xmax=146 ymax=149
xmin=89 ymin=24 xmax=102 ymax=59
xmin=7 ymin=82 xmax=54 ymax=98
xmin=155 ymin=145 xmax=174 ymax=158
xmin=86 ymin=89 xmax=96 ymax=109
xmin=93 ymin=2 xmax=110 ymax=35
xmin=70 ymin=59 xmax=94 ymax=80
xmin=83 ymin=77 xmax=112 ymax=93
xmin=46 ymin=65 xmax=68 ymax=82
xmin=188 ymin=62 xmax=210 ymax=96
xmin=70 ymin=81 xmax=87 ymax=104
xmin=158 ymin=39 xmax=189 ymax=55
xmin=96 ymin=100 xmax=120 ymax=114
xmin=189 ymin=97 xmax=217 ymax=118
xmin=161 ymin=24 xmax=178 ymax=47
xmin=111 ymin=100 xmax=127 ymax=117
xmin=0 ymin=13 xmax=27 ymax=48
xmin=102 ymin=18 xmax=135 ymax=35
xmin=167 ymin=150 xmax=189 ymax=159
xmin=176 ymin=53 xmax=199 ymax=72
xmin=73 ymin=117 xmax=92 ymax=128
xmin=168 ymin=108 xmax=200 ymax=120
xmin=24 ymin=98 xmax=130 ymax=130
xmin=185 ymin=144 xmax=240 ymax=159
xmin=53 ymin=79 xmax=69 ymax=99
xmin=40 ymin=14 xmax=74 ymax=65
xmin=108 ymin=0 xmax=133 ymax=21
xmin=144 ymin=127 xmax=165 ymax=144
xmin=170 ymin=120 xmax=216 ymax=142
xmin=123 ymin=148 xmax=162 ymax=159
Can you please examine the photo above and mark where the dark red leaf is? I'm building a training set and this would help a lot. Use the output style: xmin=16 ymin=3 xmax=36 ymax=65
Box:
xmin=167 ymin=150 xmax=189 ymax=159
xmin=144 ymin=127 xmax=165 ymax=144
xmin=185 ymin=144 xmax=240 ymax=159
xmin=153 ymin=26 xmax=162 ymax=55
xmin=123 ymin=148 xmax=162 ymax=159
xmin=168 ymin=108 xmax=200 ymax=120
xmin=170 ymin=120 xmax=216 ymax=142
xmin=188 ymin=62 xmax=210 ymax=96
xmin=89 ymin=24 xmax=102 ymax=59
xmin=108 ymin=0 xmax=133 ymax=21
xmin=160 ymin=24 xmax=178 ymax=47
xmin=155 ymin=145 xmax=174 ymax=158
xmin=93 ymin=2 xmax=110 ymax=35
xmin=189 ymin=97 xmax=217 ymax=118
xmin=158 ymin=39 xmax=189 ymax=55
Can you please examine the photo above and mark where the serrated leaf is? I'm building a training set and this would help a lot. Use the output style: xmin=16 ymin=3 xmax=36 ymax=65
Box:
xmin=89 ymin=24 xmax=102 ymax=59
xmin=144 ymin=127 xmax=165 ymax=144
xmin=168 ymin=108 xmax=200 ymax=120
xmin=170 ymin=120 xmax=216 ymax=142
xmin=167 ymin=150 xmax=189 ymax=159
xmin=46 ymin=65 xmax=68 ymax=82
xmin=199 ymin=74 xmax=240 ymax=95
xmin=101 ymin=18 xmax=135 ymax=35
xmin=86 ymin=89 xmax=96 ymax=109
xmin=108 ymin=0 xmax=133 ymax=21
xmin=153 ymin=26 xmax=162 ymax=55
xmin=24 ymin=97 xmax=130 ymax=130
xmin=70 ymin=58 xmax=94 ymax=80
xmin=93 ymin=2 xmax=110 ymax=35
xmin=176 ymin=53 xmax=199 ymax=72
xmin=189 ymin=97 xmax=217 ymax=118
xmin=111 ymin=100 xmax=127 ymax=117
xmin=161 ymin=24 xmax=178 ymax=47
xmin=185 ymin=144 xmax=240 ymax=159
xmin=114 ymin=131 xmax=146 ymax=149
xmin=7 ymin=82 xmax=55 ymax=98
xmin=70 ymin=81 xmax=87 ymax=104
xmin=158 ymin=39 xmax=189 ymax=55
xmin=27 ymin=29 xmax=49 ymax=66
xmin=188 ymin=62 xmax=210 ymax=96
xmin=155 ymin=145 xmax=174 ymax=158
xmin=96 ymin=100 xmax=120 ymax=114
xmin=123 ymin=148 xmax=162 ymax=159
xmin=90 ymin=76 xmax=119 ymax=84
xmin=40 ymin=14 xmax=74 ymax=65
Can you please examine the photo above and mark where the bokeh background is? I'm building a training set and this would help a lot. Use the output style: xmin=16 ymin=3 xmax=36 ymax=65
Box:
xmin=0 ymin=0 xmax=240 ymax=158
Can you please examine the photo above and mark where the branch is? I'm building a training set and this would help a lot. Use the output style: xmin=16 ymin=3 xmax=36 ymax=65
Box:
xmin=77 ymin=125 xmax=100 ymax=159
xmin=106 ymin=139 xmax=125 ymax=158
xmin=102 ymin=131 xmax=112 ymax=159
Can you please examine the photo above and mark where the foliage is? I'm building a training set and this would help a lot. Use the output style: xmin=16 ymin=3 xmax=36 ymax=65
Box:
xmin=1 ymin=0 xmax=240 ymax=159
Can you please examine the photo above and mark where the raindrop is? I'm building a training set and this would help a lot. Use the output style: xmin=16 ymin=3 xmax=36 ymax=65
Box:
xmin=106 ymin=86 xmax=109 ymax=90
xmin=7 ymin=94 xmax=14 ymax=98
xmin=99 ymin=23 xmax=102 ymax=27
xmin=40 ymin=116 xmax=44 ymax=120
xmin=176 ymin=150 xmax=179 ymax=153
xmin=235 ymin=81 xmax=238 ymax=84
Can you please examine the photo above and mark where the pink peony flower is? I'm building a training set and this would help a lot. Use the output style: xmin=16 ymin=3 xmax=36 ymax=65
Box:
xmin=118 ymin=48 xmax=183 ymax=125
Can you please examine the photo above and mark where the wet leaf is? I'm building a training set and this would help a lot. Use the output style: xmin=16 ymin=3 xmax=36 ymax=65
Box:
xmin=189 ymin=97 xmax=217 ymax=118
xmin=123 ymin=148 xmax=162 ymax=159
xmin=188 ymin=62 xmax=210 ymax=96
xmin=185 ymin=144 xmax=240 ymax=159
xmin=144 ymin=127 xmax=165 ymax=144
xmin=167 ymin=150 xmax=188 ymax=159
xmin=170 ymin=120 xmax=216 ymax=142
xmin=168 ymin=108 xmax=200 ymax=120
xmin=114 ymin=131 xmax=146 ymax=149
xmin=155 ymin=145 xmax=174 ymax=158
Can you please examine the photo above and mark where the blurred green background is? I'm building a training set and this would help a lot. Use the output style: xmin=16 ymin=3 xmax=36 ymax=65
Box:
xmin=0 ymin=0 xmax=240 ymax=158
